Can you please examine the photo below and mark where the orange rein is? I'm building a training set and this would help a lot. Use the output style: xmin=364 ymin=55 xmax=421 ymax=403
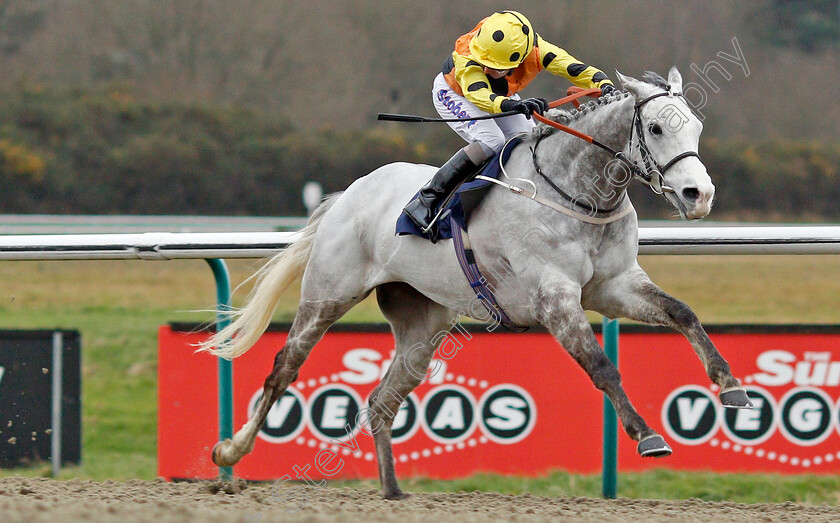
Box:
xmin=532 ymin=87 xmax=602 ymax=143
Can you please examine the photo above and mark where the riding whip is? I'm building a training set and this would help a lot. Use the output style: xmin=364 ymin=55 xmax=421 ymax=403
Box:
xmin=377 ymin=111 xmax=521 ymax=123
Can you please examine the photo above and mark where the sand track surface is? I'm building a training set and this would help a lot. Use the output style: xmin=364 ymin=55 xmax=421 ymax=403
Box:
xmin=1 ymin=477 xmax=839 ymax=522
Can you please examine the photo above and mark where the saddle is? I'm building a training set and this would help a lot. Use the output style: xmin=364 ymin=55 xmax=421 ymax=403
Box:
xmin=396 ymin=138 xmax=528 ymax=332
xmin=395 ymin=137 xmax=522 ymax=241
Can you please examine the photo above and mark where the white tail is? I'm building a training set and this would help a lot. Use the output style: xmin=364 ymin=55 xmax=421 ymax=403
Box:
xmin=197 ymin=194 xmax=341 ymax=359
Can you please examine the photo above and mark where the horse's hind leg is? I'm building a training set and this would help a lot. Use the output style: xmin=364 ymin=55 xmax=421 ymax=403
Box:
xmin=538 ymin=278 xmax=672 ymax=457
xmin=588 ymin=267 xmax=752 ymax=408
xmin=212 ymin=296 xmax=366 ymax=467
xmin=367 ymin=282 xmax=456 ymax=500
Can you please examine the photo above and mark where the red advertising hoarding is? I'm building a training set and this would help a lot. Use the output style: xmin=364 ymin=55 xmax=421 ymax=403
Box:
xmin=158 ymin=324 xmax=840 ymax=480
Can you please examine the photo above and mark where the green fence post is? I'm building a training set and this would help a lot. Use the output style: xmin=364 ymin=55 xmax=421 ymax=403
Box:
xmin=206 ymin=258 xmax=233 ymax=480
xmin=602 ymin=316 xmax=619 ymax=499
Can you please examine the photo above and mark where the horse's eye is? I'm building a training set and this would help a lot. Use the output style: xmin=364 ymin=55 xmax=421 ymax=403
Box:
xmin=649 ymin=123 xmax=663 ymax=136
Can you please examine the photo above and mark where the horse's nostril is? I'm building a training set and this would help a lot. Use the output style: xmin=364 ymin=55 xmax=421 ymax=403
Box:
xmin=682 ymin=187 xmax=700 ymax=202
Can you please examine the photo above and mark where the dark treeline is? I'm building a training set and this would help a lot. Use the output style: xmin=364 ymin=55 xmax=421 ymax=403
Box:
xmin=0 ymin=86 xmax=455 ymax=216
xmin=1 ymin=86 xmax=837 ymax=220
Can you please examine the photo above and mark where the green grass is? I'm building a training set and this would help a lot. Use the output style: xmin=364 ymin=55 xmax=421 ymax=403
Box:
xmin=0 ymin=306 xmax=176 ymax=480
xmin=0 ymin=256 xmax=838 ymax=503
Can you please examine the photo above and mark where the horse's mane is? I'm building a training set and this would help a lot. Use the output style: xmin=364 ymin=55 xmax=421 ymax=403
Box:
xmin=534 ymin=72 xmax=669 ymax=136
xmin=533 ymin=90 xmax=631 ymax=136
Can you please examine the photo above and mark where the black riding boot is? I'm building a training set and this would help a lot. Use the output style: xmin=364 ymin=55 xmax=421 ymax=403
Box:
xmin=403 ymin=149 xmax=479 ymax=243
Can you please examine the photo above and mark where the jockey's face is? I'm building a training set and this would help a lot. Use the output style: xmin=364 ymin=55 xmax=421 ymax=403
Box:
xmin=483 ymin=66 xmax=511 ymax=79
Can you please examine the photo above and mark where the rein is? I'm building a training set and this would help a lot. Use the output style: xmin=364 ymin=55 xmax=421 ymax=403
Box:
xmin=475 ymin=89 xmax=637 ymax=225
xmin=529 ymin=132 xmax=621 ymax=215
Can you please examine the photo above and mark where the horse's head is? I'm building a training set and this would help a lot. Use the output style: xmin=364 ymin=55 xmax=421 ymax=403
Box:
xmin=617 ymin=68 xmax=714 ymax=220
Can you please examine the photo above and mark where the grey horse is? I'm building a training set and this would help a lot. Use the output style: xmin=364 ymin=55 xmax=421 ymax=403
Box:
xmin=199 ymin=68 xmax=752 ymax=500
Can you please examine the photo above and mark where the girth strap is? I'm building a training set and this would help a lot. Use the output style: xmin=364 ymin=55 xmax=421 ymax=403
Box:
xmin=451 ymin=220 xmax=529 ymax=333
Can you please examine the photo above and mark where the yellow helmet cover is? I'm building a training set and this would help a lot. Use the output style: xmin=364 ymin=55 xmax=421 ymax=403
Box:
xmin=468 ymin=11 xmax=534 ymax=70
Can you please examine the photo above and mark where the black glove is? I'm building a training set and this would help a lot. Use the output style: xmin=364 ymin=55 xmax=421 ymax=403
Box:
xmin=600 ymin=84 xmax=616 ymax=96
xmin=500 ymin=97 xmax=549 ymax=118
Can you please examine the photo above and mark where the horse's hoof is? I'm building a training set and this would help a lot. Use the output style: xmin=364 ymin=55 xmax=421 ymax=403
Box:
xmin=637 ymin=435 xmax=672 ymax=458
xmin=720 ymin=389 xmax=754 ymax=409
xmin=383 ymin=490 xmax=411 ymax=501
xmin=211 ymin=440 xmax=227 ymax=466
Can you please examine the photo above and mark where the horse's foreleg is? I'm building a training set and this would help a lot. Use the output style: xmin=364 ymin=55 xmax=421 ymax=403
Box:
xmin=212 ymin=299 xmax=361 ymax=468
xmin=589 ymin=268 xmax=752 ymax=408
xmin=538 ymin=281 xmax=671 ymax=457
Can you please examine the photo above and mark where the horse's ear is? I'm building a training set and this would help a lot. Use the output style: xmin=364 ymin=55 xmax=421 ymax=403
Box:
xmin=615 ymin=70 xmax=646 ymax=99
xmin=667 ymin=66 xmax=683 ymax=94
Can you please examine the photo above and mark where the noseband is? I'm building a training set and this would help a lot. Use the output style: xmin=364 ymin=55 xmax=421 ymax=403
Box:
xmin=628 ymin=90 xmax=702 ymax=195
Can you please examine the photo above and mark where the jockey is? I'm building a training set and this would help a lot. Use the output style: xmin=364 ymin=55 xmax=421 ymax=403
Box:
xmin=403 ymin=10 xmax=616 ymax=241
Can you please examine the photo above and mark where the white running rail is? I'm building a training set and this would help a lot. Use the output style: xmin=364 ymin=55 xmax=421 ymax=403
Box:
xmin=0 ymin=226 xmax=839 ymax=260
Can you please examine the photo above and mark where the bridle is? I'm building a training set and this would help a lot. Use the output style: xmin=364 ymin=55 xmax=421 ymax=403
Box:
xmin=628 ymin=90 xmax=701 ymax=195
xmin=532 ymin=86 xmax=701 ymax=198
